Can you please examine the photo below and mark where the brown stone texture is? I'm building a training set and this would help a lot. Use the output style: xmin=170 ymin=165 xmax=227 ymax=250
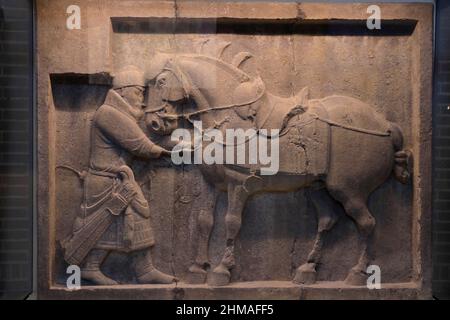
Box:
xmin=37 ymin=0 xmax=433 ymax=299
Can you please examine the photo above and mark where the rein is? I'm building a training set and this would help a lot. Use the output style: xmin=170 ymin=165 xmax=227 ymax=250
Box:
xmin=144 ymin=87 xmax=273 ymax=149
xmin=145 ymin=57 xmax=266 ymax=123
xmin=144 ymin=83 xmax=266 ymax=124
xmin=144 ymin=59 xmax=391 ymax=151
xmin=143 ymin=58 xmax=272 ymax=147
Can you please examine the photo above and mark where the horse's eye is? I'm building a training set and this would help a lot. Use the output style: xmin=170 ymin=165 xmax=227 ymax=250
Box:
xmin=157 ymin=78 xmax=166 ymax=88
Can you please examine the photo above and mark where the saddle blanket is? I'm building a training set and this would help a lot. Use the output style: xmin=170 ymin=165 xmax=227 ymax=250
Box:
xmin=225 ymin=100 xmax=330 ymax=177
xmin=277 ymin=100 xmax=330 ymax=176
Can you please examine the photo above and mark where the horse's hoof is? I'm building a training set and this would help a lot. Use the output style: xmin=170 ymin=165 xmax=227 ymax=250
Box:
xmin=208 ymin=265 xmax=230 ymax=286
xmin=186 ymin=264 xmax=208 ymax=284
xmin=344 ymin=268 xmax=367 ymax=286
xmin=293 ymin=263 xmax=317 ymax=285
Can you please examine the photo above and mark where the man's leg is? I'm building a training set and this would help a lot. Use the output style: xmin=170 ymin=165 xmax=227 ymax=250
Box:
xmin=81 ymin=249 xmax=118 ymax=285
xmin=133 ymin=248 xmax=178 ymax=284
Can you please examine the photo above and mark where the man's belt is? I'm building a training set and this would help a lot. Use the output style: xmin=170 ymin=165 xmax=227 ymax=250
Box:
xmin=88 ymin=168 xmax=120 ymax=178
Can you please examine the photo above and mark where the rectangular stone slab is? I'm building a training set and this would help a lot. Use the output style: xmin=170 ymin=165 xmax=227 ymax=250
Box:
xmin=36 ymin=0 xmax=433 ymax=299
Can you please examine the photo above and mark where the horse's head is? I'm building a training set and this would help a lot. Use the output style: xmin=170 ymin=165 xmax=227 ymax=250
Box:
xmin=154 ymin=67 xmax=189 ymax=103
xmin=145 ymin=52 xmax=264 ymax=136
xmin=144 ymin=56 xmax=194 ymax=135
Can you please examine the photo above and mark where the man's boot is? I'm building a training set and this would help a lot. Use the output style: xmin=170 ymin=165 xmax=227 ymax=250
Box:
xmin=134 ymin=249 xmax=178 ymax=284
xmin=81 ymin=249 xmax=118 ymax=285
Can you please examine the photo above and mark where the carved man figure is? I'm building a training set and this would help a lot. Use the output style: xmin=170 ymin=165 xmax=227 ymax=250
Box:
xmin=62 ymin=65 xmax=177 ymax=285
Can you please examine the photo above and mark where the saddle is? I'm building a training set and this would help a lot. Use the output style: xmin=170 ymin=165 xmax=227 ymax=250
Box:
xmin=226 ymin=87 xmax=331 ymax=177
xmin=276 ymin=99 xmax=331 ymax=177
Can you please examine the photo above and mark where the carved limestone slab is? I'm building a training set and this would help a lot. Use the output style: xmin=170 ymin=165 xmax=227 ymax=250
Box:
xmin=37 ymin=1 xmax=433 ymax=299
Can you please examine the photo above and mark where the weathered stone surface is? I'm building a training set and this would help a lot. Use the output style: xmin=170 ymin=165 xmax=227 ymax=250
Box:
xmin=37 ymin=0 xmax=433 ymax=299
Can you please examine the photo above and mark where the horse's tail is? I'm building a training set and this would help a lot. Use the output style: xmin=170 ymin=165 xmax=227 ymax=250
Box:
xmin=389 ymin=122 xmax=412 ymax=184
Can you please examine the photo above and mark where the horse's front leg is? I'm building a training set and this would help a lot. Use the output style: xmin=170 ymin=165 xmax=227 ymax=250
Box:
xmin=208 ymin=182 xmax=249 ymax=286
xmin=186 ymin=182 xmax=218 ymax=284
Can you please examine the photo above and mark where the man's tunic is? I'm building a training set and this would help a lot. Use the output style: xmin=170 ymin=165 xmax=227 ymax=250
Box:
xmin=71 ymin=89 xmax=162 ymax=252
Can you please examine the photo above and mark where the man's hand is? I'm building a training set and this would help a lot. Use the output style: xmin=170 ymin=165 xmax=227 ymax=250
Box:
xmin=174 ymin=140 xmax=193 ymax=152
xmin=150 ymin=144 xmax=171 ymax=158
xmin=161 ymin=148 xmax=172 ymax=157
xmin=151 ymin=141 xmax=193 ymax=158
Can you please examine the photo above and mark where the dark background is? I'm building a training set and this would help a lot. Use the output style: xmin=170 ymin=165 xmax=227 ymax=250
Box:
xmin=432 ymin=0 xmax=450 ymax=300
xmin=0 ymin=0 xmax=448 ymax=299
xmin=0 ymin=0 xmax=33 ymax=300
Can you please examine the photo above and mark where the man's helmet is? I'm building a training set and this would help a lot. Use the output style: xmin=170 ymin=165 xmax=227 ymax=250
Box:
xmin=113 ymin=65 xmax=146 ymax=89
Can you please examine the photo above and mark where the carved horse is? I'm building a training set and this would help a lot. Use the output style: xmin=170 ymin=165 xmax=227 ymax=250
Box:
xmin=144 ymin=51 xmax=411 ymax=286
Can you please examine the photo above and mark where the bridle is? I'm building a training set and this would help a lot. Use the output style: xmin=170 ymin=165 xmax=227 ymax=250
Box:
xmin=143 ymin=59 xmax=267 ymax=127
xmin=143 ymin=66 xmax=279 ymax=148
xmin=144 ymin=59 xmax=392 ymax=154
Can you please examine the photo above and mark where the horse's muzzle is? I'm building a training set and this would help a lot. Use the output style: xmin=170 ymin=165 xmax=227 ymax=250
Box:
xmin=145 ymin=114 xmax=178 ymax=136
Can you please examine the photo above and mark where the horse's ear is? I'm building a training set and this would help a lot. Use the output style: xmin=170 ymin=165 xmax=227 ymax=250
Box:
xmin=146 ymin=52 xmax=171 ymax=80
xmin=294 ymin=87 xmax=310 ymax=106
xmin=232 ymin=52 xmax=253 ymax=69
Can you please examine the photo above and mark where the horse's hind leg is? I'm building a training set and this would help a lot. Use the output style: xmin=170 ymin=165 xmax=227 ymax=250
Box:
xmin=342 ymin=198 xmax=375 ymax=285
xmin=186 ymin=182 xmax=218 ymax=284
xmin=330 ymin=191 xmax=376 ymax=286
xmin=208 ymin=182 xmax=248 ymax=286
xmin=294 ymin=188 xmax=339 ymax=285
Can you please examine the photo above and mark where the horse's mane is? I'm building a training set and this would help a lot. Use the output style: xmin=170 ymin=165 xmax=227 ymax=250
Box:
xmin=176 ymin=54 xmax=252 ymax=84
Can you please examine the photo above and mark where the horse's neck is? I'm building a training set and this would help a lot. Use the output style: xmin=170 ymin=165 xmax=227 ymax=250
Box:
xmin=186 ymin=74 xmax=252 ymax=130
xmin=192 ymin=90 xmax=296 ymax=133
xmin=181 ymin=57 xmax=282 ymax=131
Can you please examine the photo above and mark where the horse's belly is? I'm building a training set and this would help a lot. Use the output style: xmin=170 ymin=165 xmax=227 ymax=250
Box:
xmin=260 ymin=173 xmax=319 ymax=192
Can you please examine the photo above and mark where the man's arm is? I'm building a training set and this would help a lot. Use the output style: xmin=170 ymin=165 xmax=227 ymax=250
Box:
xmin=94 ymin=105 xmax=169 ymax=158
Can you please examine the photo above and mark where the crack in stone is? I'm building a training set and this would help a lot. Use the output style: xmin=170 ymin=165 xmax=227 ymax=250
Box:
xmin=174 ymin=0 xmax=179 ymax=19
xmin=296 ymin=3 xmax=307 ymax=20
xmin=290 ymin=236 xmax=298 ymax=277
xmin=289 ymin=128 xmax=310 ymax=173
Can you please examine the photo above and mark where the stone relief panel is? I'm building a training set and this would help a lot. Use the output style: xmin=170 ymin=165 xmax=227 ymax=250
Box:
xmin=37 ymin=1 xmax=432 ymax=299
